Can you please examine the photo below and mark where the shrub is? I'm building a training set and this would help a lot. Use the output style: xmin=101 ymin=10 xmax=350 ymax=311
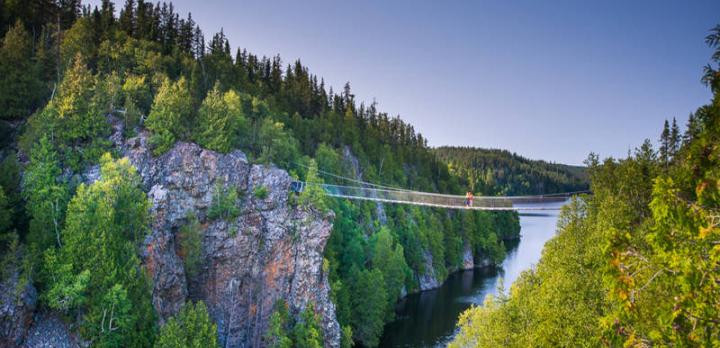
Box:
xmin=253 ymin=185 xmax=269 ymax=200
xmin=155 ymin=301 xmax=219 ymax=348
xmin=297 ymin=159 xmax=327 ymax=213
xmin=178 ymin=212 xmax=202 ymax=278
xmin=208 ymin=183 xmax=239 ymax=221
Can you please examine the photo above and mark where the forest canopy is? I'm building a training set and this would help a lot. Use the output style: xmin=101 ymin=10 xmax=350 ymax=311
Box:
xmin=0 ymin=1 xmax=533 ymax=347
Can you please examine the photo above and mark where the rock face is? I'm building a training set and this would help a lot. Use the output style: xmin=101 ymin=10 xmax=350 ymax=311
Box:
xmin=0 ymin=267 xmax=37 ymax=348
xmin=122 ymin=132 xmax=341 ymax=347
xmin=22 ymin=312 xmax=82 ymax=348
xmin=417 ymin=250 xmax=441 ymax=291
xmin=461 ymin=244 xmax=475 ymax=270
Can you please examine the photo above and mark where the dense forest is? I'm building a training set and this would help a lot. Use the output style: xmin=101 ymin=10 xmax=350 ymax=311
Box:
xmin=0 ymin=1 xmax=535 ymax=347
xmin=450 ymin=26 xmax=720 ymax=347
xmin=435 ymin=146 xmax=588 ymax=196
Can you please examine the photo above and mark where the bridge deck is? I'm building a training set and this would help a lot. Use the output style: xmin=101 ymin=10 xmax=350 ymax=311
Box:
xmin=291 ymin=182 xmax=584 ymax=211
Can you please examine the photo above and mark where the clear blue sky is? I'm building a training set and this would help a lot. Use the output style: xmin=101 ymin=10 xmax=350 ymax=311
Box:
xmin=89 ymin=0 xmax=720 ymax=165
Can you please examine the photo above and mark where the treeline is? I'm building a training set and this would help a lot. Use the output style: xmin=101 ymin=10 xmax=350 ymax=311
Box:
xmin=450 ymin=26 xmax=720 ymax=347
xmin=434 ymin=146 xmax=589 ymax=196
xmin=0 ymin=1 xmax=520 ymax=347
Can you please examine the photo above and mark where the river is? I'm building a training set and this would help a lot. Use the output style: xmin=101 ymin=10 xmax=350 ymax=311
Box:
xmin=378 ymin=201 xmax=566 ymax=347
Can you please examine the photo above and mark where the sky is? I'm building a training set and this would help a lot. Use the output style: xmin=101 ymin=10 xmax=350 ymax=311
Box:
xmin=88 ymin=0 xmax=720 ymax=165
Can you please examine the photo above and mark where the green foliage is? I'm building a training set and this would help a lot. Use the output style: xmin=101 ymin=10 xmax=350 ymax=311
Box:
xmin=0 ymin=20 xmax=42 ymax=120
xmin=1 ymin=5 xmax=537 ymax=347
xmin=298 ymin=159 xmax=328 ymax=213
xmin=349 ymin=268 xmax=387 ymax=347
xmin=196 ymin=85 xmax=248 ymax=153
xmin=371 ymin=227 xmax=409 ymax=319
xmin=264 ymin=300 xmax=325 ymax=348
xmin=0 ymin=187 xmax=11 ymax=233
xmin=450 ymin=34 xmax=720 ymax=345
xmin=20 ymin=54 xmax=112 ymax=169
xmin=155 ymin=301 xmax=219 ymax=348
xmin=44 ymin=153 xmax=155 ymax=347
xmin=60 ymin=17 xmax=96 ymax=71
xmin=265 ymin=300 xmax=292 ymax=348
xmin=146 ymin=77 xmax=193 ymax=155
xmin=23 ymin=136 xmax=68 ymax=251
xmin=122 ymin=75 xmax=153 ymax=114
xmin=435 ymin=146 xmax=589 ymax=195
xmin=257 ymin=118 xmax=299 ymax=165
xmin=0 ymin=155 xmax=23 ymax=236
xmin=0 ymin=187 xmax=16 ymax=281
xmin=340 ymin=325 xmax=353 ymax=348
xmin=292 ymin=303 xmax=325 ymax=348
xmin=314 ymin=143 xmax=341 ymax=177
xmin=208 ymin=183 xmax=240 ymax=221
xmin=178 ymin=212 xmax=202 ymax=279
xmin=450 ymin=198 xmax=606 ymax=347
xmin=121 ymin=74 xmax=152 ymax=132
xmin=253 ymin=185 xmax=269 ymax=200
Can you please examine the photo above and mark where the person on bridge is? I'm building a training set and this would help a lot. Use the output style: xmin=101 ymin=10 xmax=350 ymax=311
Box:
xmin=465 ymin=191 xmax=474 ymax=207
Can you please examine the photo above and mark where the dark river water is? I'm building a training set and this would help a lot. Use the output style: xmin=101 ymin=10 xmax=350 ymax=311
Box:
xmin=378 ymin=201 xmax=566 ymax=348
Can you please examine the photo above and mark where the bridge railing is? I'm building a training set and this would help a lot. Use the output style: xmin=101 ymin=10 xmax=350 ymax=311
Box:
xmin=292 ymin=182 xmax=574 ymax=210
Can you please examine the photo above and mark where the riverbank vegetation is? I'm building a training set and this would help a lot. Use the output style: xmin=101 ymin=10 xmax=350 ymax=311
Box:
xmin=450 ymin=26 xmax=720 ymax=347
xmin=434 ymin=146 xmax=588 ymax=196
xmin=0 ymin=1 xmax=527 ymax=346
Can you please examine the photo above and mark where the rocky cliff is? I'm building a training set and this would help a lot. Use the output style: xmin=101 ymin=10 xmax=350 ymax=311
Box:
xmin=0 ymin=263 xmax=36 ymax=348
xmin=121 ymin=131 xmax=341 ymax=347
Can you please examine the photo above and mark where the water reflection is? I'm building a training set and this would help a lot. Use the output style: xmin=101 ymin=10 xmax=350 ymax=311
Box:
xmin=378 ymin=201 xmax=565 ymax=348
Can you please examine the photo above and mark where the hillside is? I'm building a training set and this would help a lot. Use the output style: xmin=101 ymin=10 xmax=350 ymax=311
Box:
xmin=0 ymin=2 xmax=524 ymax=347
xmin=450 ymin=26 xmax=720 ymax=347
xmin=434 ymin=146 xmax=589 ymax=196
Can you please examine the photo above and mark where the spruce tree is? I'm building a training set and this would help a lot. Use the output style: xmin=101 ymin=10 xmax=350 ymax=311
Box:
xmin=669 ymin=117 xmax=681 ymax=157
xmin=197 ymin=85 xmax=248 ymax=153
xmin=146 ymin=77 xmax=193 ymax=155
xmin=659 ymin=119 xmax=670 ymax=167
xmin=45 ymin=154 xmax=155 ymax=347
xmin=0 ymin=20 xmax=42 ymax=120
xmin=155 ymin=301 xmax=218 ymax=348
xmin=60 ymin=17 xmax=96 ymax=71
xmin=119 ymin=0 xmax=135 ymax=35
xmin=24 ymin=136 xmax=68 ymax=251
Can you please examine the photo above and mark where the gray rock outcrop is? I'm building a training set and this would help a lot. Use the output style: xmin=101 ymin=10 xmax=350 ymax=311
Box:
xmin=461 ymin=244 xmax=475 ymax=270
xmin=0 ymin=266 xmax=36 ymax=348
xmin=122 ymin=132 xmax=341 ymax=347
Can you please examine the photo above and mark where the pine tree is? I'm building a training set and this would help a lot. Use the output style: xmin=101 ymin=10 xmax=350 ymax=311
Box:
xmin=0 ymin=20 xmax=42 ymax=120
xmin=60 ymin=17 xmax=96 ymax=71
xmin=57 ymin=0 xmax=81 ymax=29
xmin=119 ymin=0 xmax=135 ymax=35
xmin=38 ymin=53 xmax=110 ymax=168
xmin=669 ymin=117 xmax=680 ymax=158
xmin=659 ymin=119 xmax=670 ymax=167
xmin=146 ymin=77 xmax=193 ymax=155
xmin=45 ymin=154 xmax=155 ymax=347
xmin=371 ymin=227 xmax=409 ymax=319
xmin=264 ymin=300 xmax=292 ymax=348
xmin=292 ymin=303 xmax=324 ymax=348
xmin=155 ymin=301 xmax=218 ymax=348
xmin=196 ymin=85 xmax=248 ymax=153
xmin=350 ymin=268 xmax=387 ymax=347
xmin=23 ymin=136 xmax=68 ymax=251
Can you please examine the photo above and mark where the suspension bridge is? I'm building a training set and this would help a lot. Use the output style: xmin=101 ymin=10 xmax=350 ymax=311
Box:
xmin=287 ymin=163 xmax=589 ymax=211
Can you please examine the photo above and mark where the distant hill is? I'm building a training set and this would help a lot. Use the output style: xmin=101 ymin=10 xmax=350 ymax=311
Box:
xmin=434 ymin=146 xmax=589 ymax=195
